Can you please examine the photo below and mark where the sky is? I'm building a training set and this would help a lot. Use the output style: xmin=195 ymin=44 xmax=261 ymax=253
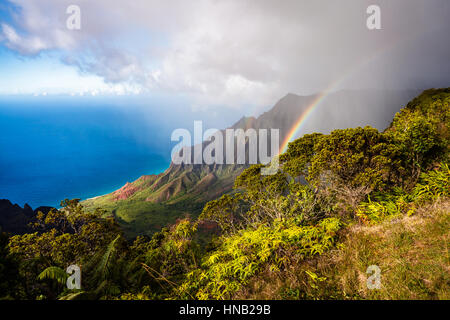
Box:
xmin=0 ymin=0 xmax=449 ymax=112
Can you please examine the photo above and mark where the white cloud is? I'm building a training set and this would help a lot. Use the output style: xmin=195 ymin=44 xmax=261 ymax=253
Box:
xmin=1 ymin=23 xmax=47 ymax=54
xmin=1 ymin=0 xmax=449 ymax=108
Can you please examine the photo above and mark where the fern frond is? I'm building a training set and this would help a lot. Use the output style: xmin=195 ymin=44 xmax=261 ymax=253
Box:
xmin=37 ymin=266 xmax=67 ymax=285
xmin=95 ymin=235 xmax=121 ymax=280
xmin=59 ymin=291 xmax=87 ymax=300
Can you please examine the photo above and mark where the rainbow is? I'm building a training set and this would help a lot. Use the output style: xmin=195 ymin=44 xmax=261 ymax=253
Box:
xmin=277 ymin=33 xmax=414 ymax=155
xmin=279 ymin=89 xmax=333 ymax=154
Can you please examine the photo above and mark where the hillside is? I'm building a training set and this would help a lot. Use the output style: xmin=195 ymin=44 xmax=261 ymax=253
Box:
xmin=0 ymin=200 xmax=54 ymax=234
xmin=0 ymin=200 xmax=33 ymax=234
xmin=2 ymin=88 xmax=448 ymax=300
xmin=235 ymin=199 xmax=450 ymax=300
xmin=83 ymin=89 xmax=419 ymax=237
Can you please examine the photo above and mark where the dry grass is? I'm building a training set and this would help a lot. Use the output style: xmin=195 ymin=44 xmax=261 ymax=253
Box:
xmin=234 ymin=199 xmax=450 ymax=300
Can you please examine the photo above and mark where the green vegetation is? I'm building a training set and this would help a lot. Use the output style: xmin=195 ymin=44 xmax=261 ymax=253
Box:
xmin=84 ymin=197 xmax=203 ymax=238
xmin=0 ymin=88 xmax=448 ymax=300
xmin=82 ymin=164 xmax=242 ymax=238
xmin=238 ymin=199 xmax=449 ymax=300
xmin=178 ymin=217 xmax=340 ymax=299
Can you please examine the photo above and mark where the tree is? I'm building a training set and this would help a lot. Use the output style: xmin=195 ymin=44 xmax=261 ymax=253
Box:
xmin=279 ymin=133 xmax=323 ymax=178
xmin=199 ymin=194 xmax=246 ymax=233
xmin=8 ymin=199 xmax=122 ymax=299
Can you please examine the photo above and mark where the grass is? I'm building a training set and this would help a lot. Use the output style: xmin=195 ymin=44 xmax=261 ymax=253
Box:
xmin=234 ymin=199 xmax=450 ymax=300
xmin=83 ymin=196 xmax=205 ymax=238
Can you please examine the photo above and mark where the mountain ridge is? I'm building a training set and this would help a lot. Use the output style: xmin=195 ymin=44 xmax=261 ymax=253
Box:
xmin=83 ymin=89 xmax=421 ymax=237
xmin=0 ymin=200 xmax=54 ymax=234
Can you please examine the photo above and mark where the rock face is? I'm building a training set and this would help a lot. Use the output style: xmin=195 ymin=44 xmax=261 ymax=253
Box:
xmin=0 ymin=200 xmax=34 ymax=234
xmin=113 ymin=182 xmax=139 ymax=200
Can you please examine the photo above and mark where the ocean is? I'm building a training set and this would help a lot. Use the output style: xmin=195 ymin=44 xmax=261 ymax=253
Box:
xmin=0 ymin=97 xmax=175 ymax=208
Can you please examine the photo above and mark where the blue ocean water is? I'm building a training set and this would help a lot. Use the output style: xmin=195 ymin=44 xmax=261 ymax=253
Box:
xmin=0 ymin=97 xmax=175 ymax=208
xmin=0 ymin=96 xmax=241 ymax=208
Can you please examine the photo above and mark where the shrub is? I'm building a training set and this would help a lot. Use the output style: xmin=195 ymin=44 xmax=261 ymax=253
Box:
xmin=357 ymin=163 xmax=449 ymax=224
xmin=414 ymin=163 xmax=450 ymax=202
xmin=386 ymin=89 xmax=450 ymax=178
xmin=177 ymin=218 xmax=340 ymax=299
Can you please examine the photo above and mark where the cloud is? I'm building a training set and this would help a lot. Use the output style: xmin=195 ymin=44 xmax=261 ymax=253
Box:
xmin=1 ymin=0 xmax=449 ymax=108
xmin=1 ymin=23 xmax=48 ymax=54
